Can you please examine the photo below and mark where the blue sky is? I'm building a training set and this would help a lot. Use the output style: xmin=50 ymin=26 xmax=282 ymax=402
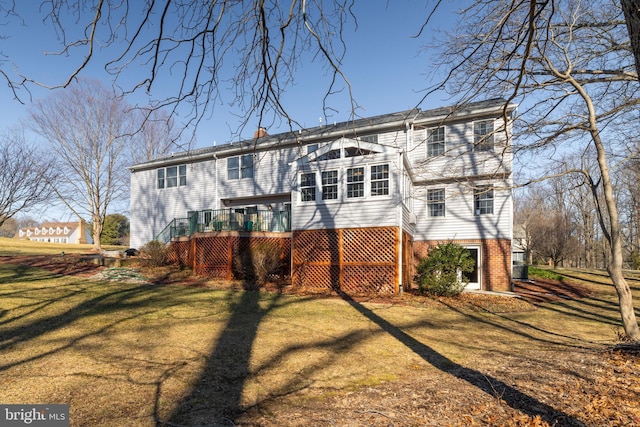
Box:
xmin=0 ymin=1 xmax=467 ymax=222
xmin=0 ymin=1 xmax=464 ymax=150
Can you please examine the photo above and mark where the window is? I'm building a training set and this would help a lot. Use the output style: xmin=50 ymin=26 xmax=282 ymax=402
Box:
xmin=474 ymin=120 xmax=494 ymax=151
xmin=241 ymin=154 xmax=254 ymax=178
xmin=371 ymin=164 xmax=389 ymax=196
xmin=179 ymin=165 xmax=187 ymax=185
xmin=228 ymin=155 xmax=254 ymax=179
xmin=360 ymin=134 xmax=378 ymax=144
xmin=321 ymin=170 xmax=338 ymax=200
xmin=314 ymin=149 xmax=341 ymax=162
xmin=346 ymin=167 xmax=364 ymax=198
xmin=474 ymin=186 xmax=494 ymax=215
xmin=300 ymin=173 xmax=316 ymax=201
xmin=427 ymin=189 xmax=445 ymax=217
xmin=345 ymin=147 xmax=377 ymax=157
xmin=166 ymin=166 xmax=178 ymax=187
xmin=427 ymin=127 xmax=445 ymax=157
xmin=158 ymin=165 xmax=187 ymax=188
xmin=307 ymin=144 xmax=318 ymax=154
xmin=157 ymin=168 xmax=165 ymax=189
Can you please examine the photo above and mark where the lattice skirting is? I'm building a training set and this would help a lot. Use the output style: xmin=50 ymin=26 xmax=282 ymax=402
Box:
xmin=169 ymin=233 xmax=291 ymax=280
xmin=292 ymin=226 xmax=399 ymax=294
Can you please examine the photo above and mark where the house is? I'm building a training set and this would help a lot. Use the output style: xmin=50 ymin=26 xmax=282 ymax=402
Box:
xmin=129 ymin=98 xmax=516 ymax=293
xmin=15 ymin=219 xmax=93 ymax=245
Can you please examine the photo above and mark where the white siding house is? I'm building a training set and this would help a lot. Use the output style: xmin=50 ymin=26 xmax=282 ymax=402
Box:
xmin=129 ymin=98 xmax=516 ymax=293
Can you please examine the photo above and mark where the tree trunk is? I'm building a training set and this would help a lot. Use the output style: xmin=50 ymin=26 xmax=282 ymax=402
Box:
xmin=621 ymin=0 xmax=640 ymax=80
xmin=590 ymin=120 xmax=640 ymax=341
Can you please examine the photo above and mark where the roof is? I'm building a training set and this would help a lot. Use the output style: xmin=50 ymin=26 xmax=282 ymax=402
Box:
xmin=129 ymin=98 xmax=516 ymax=172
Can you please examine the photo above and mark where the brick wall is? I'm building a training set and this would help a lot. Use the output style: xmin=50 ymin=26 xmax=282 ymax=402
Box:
xmin=412 ymin=238 xmax=512 ymax=292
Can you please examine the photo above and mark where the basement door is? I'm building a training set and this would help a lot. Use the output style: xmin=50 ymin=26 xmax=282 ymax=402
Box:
xmin=462 ymin=246 xmax=481 ymax=290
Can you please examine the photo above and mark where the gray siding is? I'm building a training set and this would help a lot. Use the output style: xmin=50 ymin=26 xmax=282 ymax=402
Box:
xmin=411 ymin=180 xmax=512 ymax=241
xmin=292 ymin=152 xmax=402 ymax=230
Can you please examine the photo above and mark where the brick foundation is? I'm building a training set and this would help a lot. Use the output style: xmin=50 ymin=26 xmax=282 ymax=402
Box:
xmin=412 ymin=238 xmax=512 ymax=292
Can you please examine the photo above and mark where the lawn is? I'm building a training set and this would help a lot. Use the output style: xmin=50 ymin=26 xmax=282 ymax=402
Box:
xmin=0 ymin=251 xmax=638 ymax=426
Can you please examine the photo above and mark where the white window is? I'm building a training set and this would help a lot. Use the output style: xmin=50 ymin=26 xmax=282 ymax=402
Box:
xmin=228 ymin=155 xmax=254 ymax=179
xmin=227 ymin=157 xmax=239 ymax=179
xmin=427 ymin=127 xmax=445 ymax=157
xmin=314 ymin=149 xmax=341 ymax=162
xmin=158 ymin=165 xmax=186 ymax=188
xmin=474 ymin=186 xmax=494 ymax=215
xmin=371 ymin=164 xmax=389 ymax=196
xmin=346 ymin=167 xmax=364 ymax=198
xmin=321 ymin=170 xmax=338 ymax=200
xmin=300 ymin=173 xmax=316 ymax=202
xmin=427 ymin=189 xmax=445 ymax=217
xmin=166 ymin=166 xmax=178 ymax=187
xmin=157 ymin=168 xmax=165 ymax=189
xmin=307 ymin=144 xmax=318 ymax=154
xmin=360 ymin=134 xmax=378 ymax=144
xmin=474 ymin=120 xmax=494 ymax=151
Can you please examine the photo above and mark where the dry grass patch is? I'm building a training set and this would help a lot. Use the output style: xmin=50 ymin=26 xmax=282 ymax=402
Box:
xmin=0 ymin=261 xmax=639 ymax=426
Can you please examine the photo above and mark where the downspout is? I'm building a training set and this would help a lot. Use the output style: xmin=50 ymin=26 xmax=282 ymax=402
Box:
xmin=398 ymin=149 xmax=404 ymax=294
xmin=213 ymin=153 xmax=219 ymax=209
xmin=396 ymin=121 xmax=412 ymax=294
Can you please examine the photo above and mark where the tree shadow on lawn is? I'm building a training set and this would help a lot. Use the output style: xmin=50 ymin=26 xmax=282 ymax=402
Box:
xmin=338 ymin=292 xmax=582 ymax=426
xmin=162 ymin=287 xmax=582 ymax=426
xmin=0 ymin=278 xmax=190 ymax=373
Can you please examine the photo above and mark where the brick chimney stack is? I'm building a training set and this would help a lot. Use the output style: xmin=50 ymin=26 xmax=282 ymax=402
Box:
xmin=78 ymin=218 xmax=88 ymax=244
xmin=253 ymin=127 xmax=268 ymax=138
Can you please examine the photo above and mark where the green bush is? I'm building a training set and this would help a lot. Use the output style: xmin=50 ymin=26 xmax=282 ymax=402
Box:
xmin=415 ymin=242 xmax=475 ymax=296
xmin=138 ymin=240 xmax=171 ymax=268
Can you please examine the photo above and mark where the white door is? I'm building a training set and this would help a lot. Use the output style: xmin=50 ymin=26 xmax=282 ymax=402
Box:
xmin=463 ymin=246 xmax=481 ymax=290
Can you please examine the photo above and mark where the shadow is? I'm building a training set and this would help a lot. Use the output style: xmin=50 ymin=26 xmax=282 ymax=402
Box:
xmin=163 ymin=290 xmax=280 ymax=425
xmin=338 ymin=291 xmax=583 ymax=426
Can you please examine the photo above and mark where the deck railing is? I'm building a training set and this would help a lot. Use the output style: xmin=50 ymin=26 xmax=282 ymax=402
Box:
xmin=156 ymin=208 xmax=291 ymax=243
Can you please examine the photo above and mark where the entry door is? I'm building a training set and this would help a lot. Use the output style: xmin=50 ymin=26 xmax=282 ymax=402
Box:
xmin=463 ymin=246 xmax=481 ymax=290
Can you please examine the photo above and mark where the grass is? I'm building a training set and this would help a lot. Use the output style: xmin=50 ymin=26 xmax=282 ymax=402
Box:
xmin=0 ymin=236 xmax=125 ymax=256
xmin=0 ymin=255 xmax=639 ymax=425
xmin=528 ymin=265 xmax=565 ymax=281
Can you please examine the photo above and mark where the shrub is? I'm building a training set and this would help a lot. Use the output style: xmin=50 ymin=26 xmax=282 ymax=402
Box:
xmin=138 ymin=240 xmax=171 ymax=268
xmin=415 ymin=242 xmax=475 ymax=296
xmin=233 ymin=242 xmax=281 ymax=285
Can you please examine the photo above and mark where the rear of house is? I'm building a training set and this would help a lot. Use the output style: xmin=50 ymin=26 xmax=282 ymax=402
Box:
xmin=129 ymin=98 xmax=516 ymax=293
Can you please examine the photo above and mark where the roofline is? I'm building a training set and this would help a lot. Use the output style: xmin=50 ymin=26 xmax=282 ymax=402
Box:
xmin=129 ymin=98 xmax=517 ymax=172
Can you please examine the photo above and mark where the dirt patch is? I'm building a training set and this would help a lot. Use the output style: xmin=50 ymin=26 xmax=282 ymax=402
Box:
xmin=0 ymin=254 xmax=106 ymax=277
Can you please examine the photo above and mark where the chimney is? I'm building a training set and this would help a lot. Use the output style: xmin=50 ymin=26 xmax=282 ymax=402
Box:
xmin=253 ymin=127 xmax=268 ymax=138
xmin=78 ymin=218 xmax=88 ymax=244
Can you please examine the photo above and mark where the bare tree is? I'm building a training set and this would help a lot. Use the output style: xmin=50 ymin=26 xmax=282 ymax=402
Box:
xmin=5 ymin=1 xmax=356 ymax=140
xmin=429 ymin=0 xmax=640 ymax=340
xmin=129 ymin=108 xmax=181 ymax=165
xmin=29 ymin=78 xmax=133 ymax=251
xmin=0 ymin=131 xmax=57 ymax=228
